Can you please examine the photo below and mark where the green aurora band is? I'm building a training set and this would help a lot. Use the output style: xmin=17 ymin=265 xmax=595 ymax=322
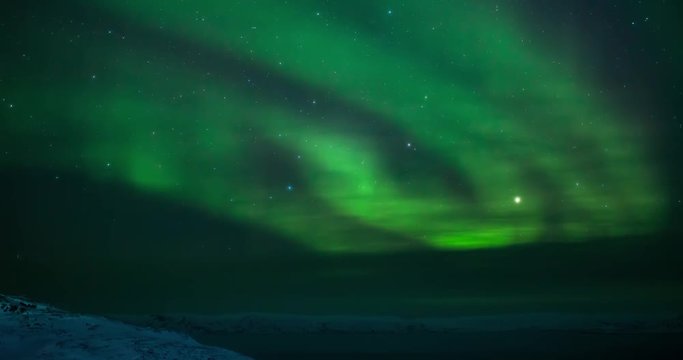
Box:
xmin=1 ymin=0 xmax=665 ymax=252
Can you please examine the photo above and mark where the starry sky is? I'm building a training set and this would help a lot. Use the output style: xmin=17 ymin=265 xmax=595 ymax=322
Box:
xmin=1 ymin=1 xmax=682 ymax=315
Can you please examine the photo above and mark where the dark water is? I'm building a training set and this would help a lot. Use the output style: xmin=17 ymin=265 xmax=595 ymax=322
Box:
xmin=198 ymin=332 xmax=683 ymax=359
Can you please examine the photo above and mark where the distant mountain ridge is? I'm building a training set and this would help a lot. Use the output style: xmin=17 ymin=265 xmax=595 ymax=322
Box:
xmin=114 ymin=311 xmax=683 ymax=336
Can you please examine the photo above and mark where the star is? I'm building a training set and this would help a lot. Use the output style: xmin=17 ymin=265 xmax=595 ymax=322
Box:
xmin=514 ymin=196 xmax=521 ymax=204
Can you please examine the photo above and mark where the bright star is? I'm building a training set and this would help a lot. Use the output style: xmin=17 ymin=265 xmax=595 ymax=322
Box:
xmin=514 ymin=196 xmax=521 ymax=204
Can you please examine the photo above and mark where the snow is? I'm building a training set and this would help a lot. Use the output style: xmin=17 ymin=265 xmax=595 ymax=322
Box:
xmin=0 ymin=294 xmax=252 ymax=360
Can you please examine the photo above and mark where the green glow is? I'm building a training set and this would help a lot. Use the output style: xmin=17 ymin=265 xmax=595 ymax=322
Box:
xmin=1 ymin=0 xmax=666 ymax=253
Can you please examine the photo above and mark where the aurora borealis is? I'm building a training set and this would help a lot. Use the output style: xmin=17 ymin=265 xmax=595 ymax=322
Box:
xmin=0 ymin=0 xmax=669 ymax=252
xmin=2 ymin=0 xmax=683 ymax=323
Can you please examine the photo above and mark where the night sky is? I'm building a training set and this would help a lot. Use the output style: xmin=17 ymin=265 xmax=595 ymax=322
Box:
xmin=1 ymin=1 xmax=682 ymax=316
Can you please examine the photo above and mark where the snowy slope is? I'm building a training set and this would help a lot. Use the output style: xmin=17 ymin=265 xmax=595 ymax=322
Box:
xmin=0 ymin=294 xmax=251 ymax=359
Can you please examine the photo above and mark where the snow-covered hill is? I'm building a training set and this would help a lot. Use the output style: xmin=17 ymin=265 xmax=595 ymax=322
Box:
xmin=0 ymin=294 xmax=251 ymax=359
